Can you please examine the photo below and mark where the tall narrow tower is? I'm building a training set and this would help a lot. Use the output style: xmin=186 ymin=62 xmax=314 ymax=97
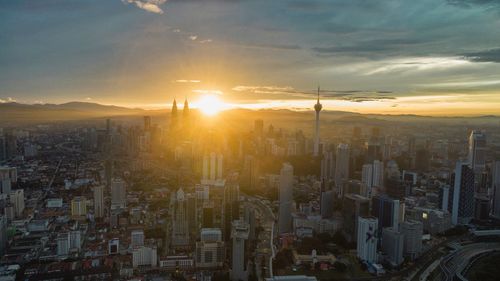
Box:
xmin=313 ymin=87 xmax=322 ymax=156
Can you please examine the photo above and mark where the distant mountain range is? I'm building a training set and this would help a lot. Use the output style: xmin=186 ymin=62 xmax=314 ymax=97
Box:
xmin=0 ymin=102 xmax=147 ymax=125
xmin=0 ymin=101 xmax=498 ymax=126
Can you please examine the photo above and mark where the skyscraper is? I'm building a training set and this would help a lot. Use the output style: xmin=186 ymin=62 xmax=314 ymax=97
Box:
xmin=111 ymin=178 xmax=126 ymax=209
xmin=202 ymin=152 xmax=224 ymax=184
xmin=313 ymin=87 xmax=322 ymax=157
xmin=171 ymin=99 xmax=178 ymax=129
xmin=356 ymin=216 xmax=378 ymax=263
xmin=492 ymin=161 xmax=500 ymax=219
xmin=400 ymin=220 xmax=423 ymax=260
xmin=231 ymin=220 xmax=250 ymax=281
xmin=381 ymin=227 xmax=404 ymax=267
xmin=343 ymin=193 xmax=370 ymax=242
xmin=171 ymin=188 xmax=190 ymax=247
xmin=361 ymin=164 xmax=373 ymax=197
xmin=143 ymin=116 xmax=151 ymax=131
xmin=94 ymin=185 xmax=104 ymax=218
xmin=321 ymin=150 xmax=335 ymax=182
xmin=335 ymin=143 xmax=350 ymax=196
xmin=224 ymin=173 xmax=240 ymax=240
xmin=279 ymin=163 xmax=294 ymax=234
xmin=468 ymin=130 xmax=486 ymax=173
xmin=371 ymin=195 xmax=402 ymax=231
xmin=450 ymin=161 xmax=475 ymax=225
xmin=10 ymin=189 xmax=24 ymax=218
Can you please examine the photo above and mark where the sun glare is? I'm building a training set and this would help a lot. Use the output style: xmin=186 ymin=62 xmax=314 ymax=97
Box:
xmin=196 ymin=94 xmax=226 ymax=116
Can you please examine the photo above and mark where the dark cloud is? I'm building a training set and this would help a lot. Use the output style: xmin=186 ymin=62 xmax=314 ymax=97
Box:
xmin=447 ymin=0 xmax=500 ymax=8
xmin=233 ymin=85 xmax=395 ymax=102
xmin=312 ymin=38 xmax=423 ymax=57
xmin=462 ymin=48 xmax=500 ymax=62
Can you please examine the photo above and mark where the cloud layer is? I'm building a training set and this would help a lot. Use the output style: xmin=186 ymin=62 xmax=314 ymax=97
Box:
xmin=122 ymin=0 xmax=167 ymax=14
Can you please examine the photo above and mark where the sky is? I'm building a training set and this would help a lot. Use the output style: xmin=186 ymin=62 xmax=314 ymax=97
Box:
xmin=1 ymin=0 xmax=500 ymax=115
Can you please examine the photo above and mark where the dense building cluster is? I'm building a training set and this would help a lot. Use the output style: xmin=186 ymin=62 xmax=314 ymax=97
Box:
xmin=0 ymin=98 xmax=499 ymax=281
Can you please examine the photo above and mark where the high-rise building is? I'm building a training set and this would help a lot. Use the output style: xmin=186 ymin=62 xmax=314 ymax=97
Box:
xmin=0 ymin=216 xmax=7 ymax=255
xmin=93 ymin=185 xmax=105 ymax=218
xmin=313 ymin=87 xmax=322 ymax=157
xmin=492 ymin=161 xmax=500 ymax=219
xmin=361 ymin=164 xmax=373 ymax=198
xmin=400 ymin=220 xmax=423 ymax=260
xmin=381 ymin=227 xmax=404 ymax=267
xmin=450 ymin=161 xmax=475 ymax=225
xmin=143 ymin=116 xmax=151 ymax=131
xmin=371 ymin=195 xmax=403 ymax=232
xmin=321 ymin=151 xmax=335 ymax=181
xmin=196 ymin=228 xmax=225 ymax=269
xmin=468 ymin=130 xmax=486 ymax=173
xmin=320 ymin=190 xmax=334 ymax=218
xmin=170 ymin=99 xmax=178 ymax=130
xmin=361 ymin=160 xmax=384 ymax=198
xmin=111 ymin=178 xmax=126 ymax=209
xmin=224 ymin=173 xmax=240 ymax=240
xmin=57 ymin=233 xmax=70 ymax=257
xmin=132 ymin=246 xmax=158 ymax=268
xmin=131 ymin=230 xmax=145 ymax=248
xmin=335 ymin=143 xmax=350 ymax=196
xmin=171 ymin=188 xmax=189 ymax=247
xmin=231 ymin=220 xmax=249 ymax=281
xmin=279 ymin=163 xmax=294 ymax=234
xmin=356 ymin=216 xmax=378 ymax=263
xmin=10 ymin=189 xmax=25 ymax=218
xmin=254 ymin=119 xmax=264 ymax=137
xmin=343 ymin=193 xmax=370 ymax=242
xmin=71 ymin=196 xmax=87 ymax=217
xmin=202 ymin=152 xmax=224 ymax=184
xmin=186 ymin=193 xmax=198 ymax=234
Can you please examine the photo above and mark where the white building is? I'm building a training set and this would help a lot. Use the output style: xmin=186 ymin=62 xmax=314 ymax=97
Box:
xmin=111 ymin=178 xmax=126 ymax=209
xmin=335 ymin=144 xmax=350 ymax=196
xmin=57 ymin=233 xmax=70 ymax=257
xmin=356 ymin=216 xmax=378 ymax=263
xmin=279 ymin=163 xmax=294 ymax=234
xmin=231 ymin=221 xmax=249 ymax=281
xmin=132 ymin=246 xmax=158 ymax=268
xmin=9 ymin=189 xmax=24 ymax=218
xmin=201 ymin=228 xmax=222 ymax=242
xmin=468 ymin=130 xmax=486 ymax=173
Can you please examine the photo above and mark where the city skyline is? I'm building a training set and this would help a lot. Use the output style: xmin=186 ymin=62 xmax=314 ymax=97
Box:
xmin=2 ymin=0 xmax=500 ymax=115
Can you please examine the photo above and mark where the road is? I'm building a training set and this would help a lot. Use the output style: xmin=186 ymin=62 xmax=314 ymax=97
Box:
xmin=242 ymin=194 xmax=276 ymax=281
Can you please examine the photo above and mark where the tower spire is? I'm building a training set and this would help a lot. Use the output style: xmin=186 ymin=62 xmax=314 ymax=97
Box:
xmin=313 ymin=86 xmax=322 ymax=157
xmin=317 ymin=86 xmax=320 ymax=104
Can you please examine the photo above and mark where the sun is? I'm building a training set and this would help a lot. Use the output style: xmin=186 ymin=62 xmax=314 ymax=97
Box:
xmin=196 ymin=94 xmax=226 ymax=116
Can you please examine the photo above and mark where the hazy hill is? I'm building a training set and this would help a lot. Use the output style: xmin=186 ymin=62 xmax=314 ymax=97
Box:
xmin=0 ymin=102 xmax=146 ymax=125
xmin=1 ymin=101 xmax=499 ymax=127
